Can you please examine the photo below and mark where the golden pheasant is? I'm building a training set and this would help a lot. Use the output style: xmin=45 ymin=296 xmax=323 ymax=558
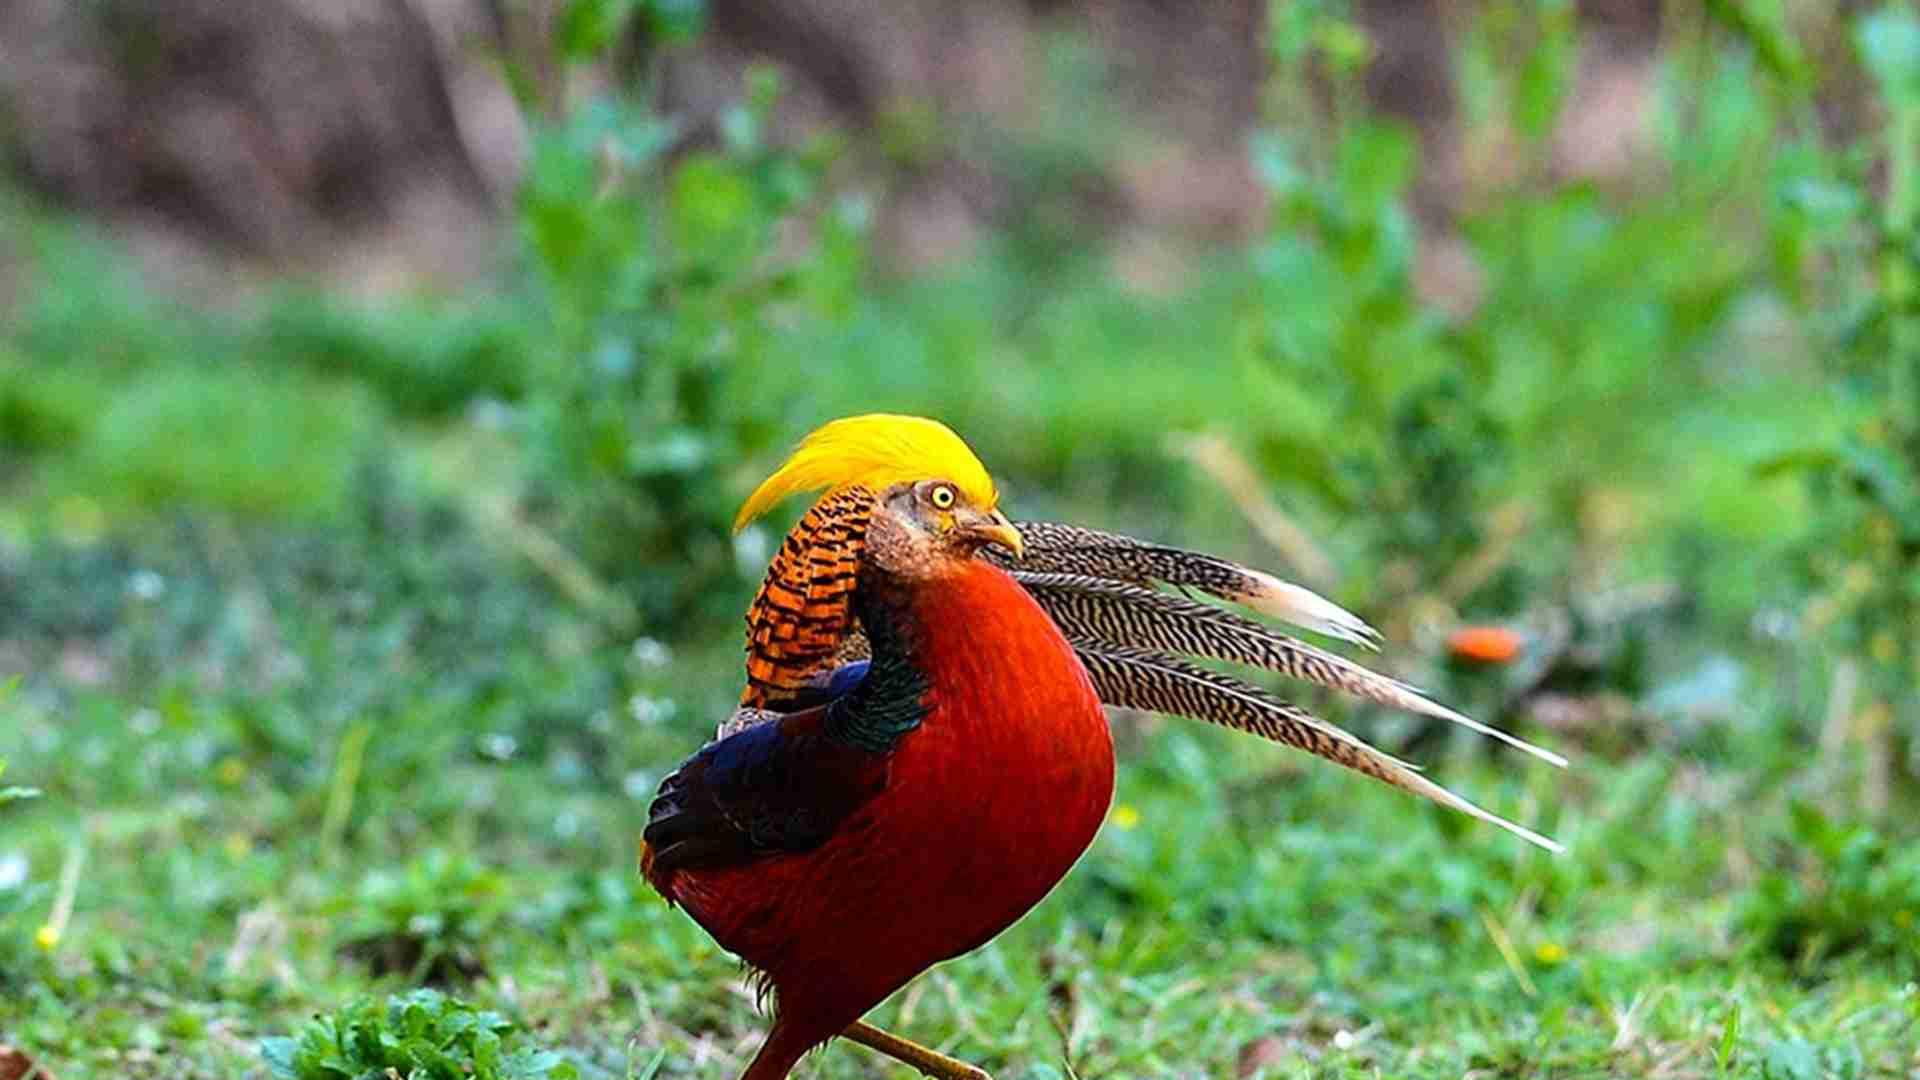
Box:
xmin=642 ymin=415 xmax=1562 ymax=1079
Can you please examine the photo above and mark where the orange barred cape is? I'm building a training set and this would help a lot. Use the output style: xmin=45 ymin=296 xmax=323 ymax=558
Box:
xmin=732 ymin=414 xmax=998 ymax=709
xmin=739 ymin=486 xmax=873 ymax=707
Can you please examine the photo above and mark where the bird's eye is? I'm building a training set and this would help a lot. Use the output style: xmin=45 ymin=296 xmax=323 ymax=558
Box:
xmin=929 ymin=485 xmax=956 ymax=509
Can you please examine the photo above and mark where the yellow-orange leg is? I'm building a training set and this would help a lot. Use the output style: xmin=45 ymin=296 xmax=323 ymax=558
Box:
xmin=842 ymin=1021 xmax=992 ymax=1080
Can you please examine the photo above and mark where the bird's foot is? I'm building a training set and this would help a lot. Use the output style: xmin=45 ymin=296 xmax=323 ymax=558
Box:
xmin=842 ymin=1020 xmax=992 ymax=1080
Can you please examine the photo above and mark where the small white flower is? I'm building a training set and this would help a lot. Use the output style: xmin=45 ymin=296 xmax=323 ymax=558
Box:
xmin=469 ymin=397 xmax=516 ymax=432
xmin=628 ymin=695 xmax=674 ymax=726
xmin=478 ymin=733 xmax=518 ymax=761
xmin=623 ymin=771 xmax=656 ymax=800
xmin=128 ymin=570 xmax=166 ymax=601
xmin=733 ymin=528 xmax=771 ymax=575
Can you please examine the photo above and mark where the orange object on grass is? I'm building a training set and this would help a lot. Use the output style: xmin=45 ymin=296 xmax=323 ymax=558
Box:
xmin=1448 ymin=625 xmax=1523 ymax=664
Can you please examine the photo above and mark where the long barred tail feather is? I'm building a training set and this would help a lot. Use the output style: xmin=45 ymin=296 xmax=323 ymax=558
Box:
xmin=995 ymin=519 xmax=1564 ymax=851
xmin=996 ymin=521 xmax=1384 ymax=648
xmin=1013 ymin=571 xmax=1566 ymax=769
xmin=1074 ymin=645 xmax=1564 ymax=853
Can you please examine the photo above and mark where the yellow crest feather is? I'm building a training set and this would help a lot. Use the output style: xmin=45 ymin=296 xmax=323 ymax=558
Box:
xmin=735 ymin=414 xmax=999 ymax=531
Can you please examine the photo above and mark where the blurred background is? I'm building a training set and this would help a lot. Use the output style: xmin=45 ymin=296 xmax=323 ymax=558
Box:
xmin=3 ymin=1 xmax=1919 ymax=1077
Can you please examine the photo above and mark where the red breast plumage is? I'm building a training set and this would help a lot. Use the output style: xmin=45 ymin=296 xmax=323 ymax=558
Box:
xmin=653 ymin=559 xmax=1112 ymax=1079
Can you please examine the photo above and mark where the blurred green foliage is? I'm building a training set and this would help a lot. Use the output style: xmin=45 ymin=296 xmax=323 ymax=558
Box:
xmin=512 ymin=62 xmax=868 ymax=626
xmin=1242 ymin=0 xmax=1807 ymax=668
xmin=1765 ymin=7 xmax=1920 ymax=770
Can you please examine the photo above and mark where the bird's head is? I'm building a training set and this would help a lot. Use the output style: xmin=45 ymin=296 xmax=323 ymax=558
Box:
xmin=735 ymin=414 xmax=1023 ymax=578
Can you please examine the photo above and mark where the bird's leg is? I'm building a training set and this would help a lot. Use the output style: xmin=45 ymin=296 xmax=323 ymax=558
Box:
xmin=841 ymin=1020 xmax=992 ymax=1080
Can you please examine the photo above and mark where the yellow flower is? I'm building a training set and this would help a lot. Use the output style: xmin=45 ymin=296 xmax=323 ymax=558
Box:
xmin=215 ymin=757 xmax=248 ymax=786
xmin=1871 ymin=631 xmax=1899 ymax=665
xmin=1803 ymin=594 xmax=1840 ymax=634
xmin=1842 ymin=562 xmax=1875 ymax=595
xmin=1533 ymin=941 xmax=1566 ymax=965
xmin=53 ymin=495 xmax=106 ymax=545
xmin=34 ymin=924 xmax=60 ymax=951
xmin=1869 ymin=513 xmax=1896 ymax=549
xmin=1110 ymin=804 xmax=1141 ymax=831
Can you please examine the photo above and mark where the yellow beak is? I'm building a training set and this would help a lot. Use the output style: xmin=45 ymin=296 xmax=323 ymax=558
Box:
xmin=965 ymin=509 xmax=1025 ymax=560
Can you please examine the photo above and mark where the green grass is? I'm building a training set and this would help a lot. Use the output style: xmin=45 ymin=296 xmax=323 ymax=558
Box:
xmin=1 ymin=464 xmax=1915 ymax=1078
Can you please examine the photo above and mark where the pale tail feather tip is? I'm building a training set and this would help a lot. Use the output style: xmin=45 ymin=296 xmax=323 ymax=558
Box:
xmin=1243 ymin=572 xmax=1568 ymax=768
xmin=1480 ymin=810 xmax=1565 ymax=855
xmin=1411 ymin=697 xmax=1570 ymax=770
xmin=1419 ymin=775 xmax=1565 ymax=854
xmin=1242 ymin=572 xmax=1383 ymax=650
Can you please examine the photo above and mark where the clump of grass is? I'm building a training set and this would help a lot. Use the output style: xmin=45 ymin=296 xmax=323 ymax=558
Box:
xmin=1736 ymin=802 xmax=1920 ymax=978
xmin=337 ymin=851 xmax=509 ymax=984
xmin=260 ymin=988 xmax=577 ymax=1080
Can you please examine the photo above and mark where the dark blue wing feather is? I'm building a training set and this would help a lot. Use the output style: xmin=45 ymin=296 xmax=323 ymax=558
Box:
xmin=645 ymin=594 xmax=931 ymax=877
xmin=768 ymin=660 xmax=871 ymax=713
xmin=643 ymin=661 xmax=892 ymax=875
